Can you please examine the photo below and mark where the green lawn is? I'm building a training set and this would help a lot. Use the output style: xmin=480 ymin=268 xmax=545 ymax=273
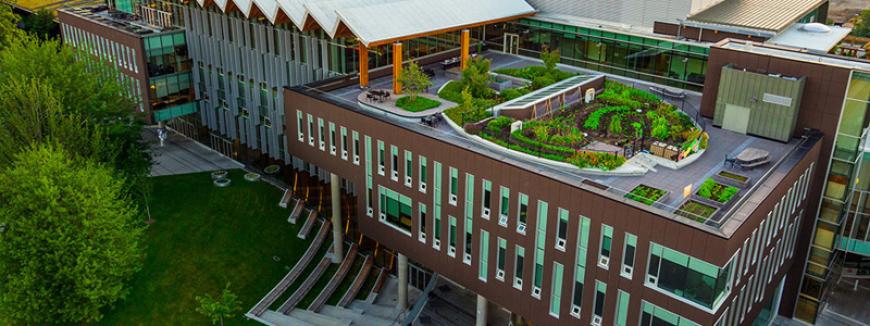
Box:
xmin=395 ymin=96 xmax=441 ymax=112
xmin=98 ymin=169 xmax=309 ymax=325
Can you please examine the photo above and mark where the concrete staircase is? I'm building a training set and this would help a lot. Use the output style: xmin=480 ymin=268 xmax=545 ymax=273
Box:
xmin=320 ymin=305 xmax=398 ymax=326
xmin=288 ymin=308 xmax=351 ymax=326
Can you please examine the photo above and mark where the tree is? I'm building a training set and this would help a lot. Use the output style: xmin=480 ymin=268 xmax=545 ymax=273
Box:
xmin=196 ymin=283 xmax=242 ymax=326
xmin=22 ymin=9 xmax=57 ymax=40
xmin=397 ymin=61 xmax=431 ymax=102
xmin=0 ymin=145 xmax=144 ymax=325
xmin=0 ymin=4 xmax=24 ymax=50
xmin=460 ymin=57 xmax=493 ymax=99
xmin=851 ymin=10 xmax=870 ymax=38
xmin=0 ymin=38 xmax=151 ymax=191
xmin=541 ymin=48 xmax=560 ymax=73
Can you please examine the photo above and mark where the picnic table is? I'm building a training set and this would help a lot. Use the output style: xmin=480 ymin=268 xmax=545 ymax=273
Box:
xmin=734 ymin=148 xmax=770 ymax=169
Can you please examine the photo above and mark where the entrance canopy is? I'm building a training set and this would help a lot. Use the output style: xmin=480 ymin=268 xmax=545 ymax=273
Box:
xmin=195 ymin=0 xmax=536 ymax=47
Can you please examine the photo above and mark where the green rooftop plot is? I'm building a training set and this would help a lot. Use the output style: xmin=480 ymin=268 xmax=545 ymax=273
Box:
xmin=98 ymin=170 xmax=308 ymax=325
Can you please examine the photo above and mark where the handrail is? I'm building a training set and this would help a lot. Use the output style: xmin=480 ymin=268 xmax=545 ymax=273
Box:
xmin=400 ymin=272 xmax=439 ymax=326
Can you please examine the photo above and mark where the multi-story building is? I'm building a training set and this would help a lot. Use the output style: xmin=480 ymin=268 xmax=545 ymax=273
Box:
xmin=57 ymin=0 xmax=869 ymax=325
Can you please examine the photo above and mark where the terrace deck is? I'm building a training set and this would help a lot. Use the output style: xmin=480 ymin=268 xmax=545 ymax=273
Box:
xmin=299 ymin=51 xmax=805 ymax=237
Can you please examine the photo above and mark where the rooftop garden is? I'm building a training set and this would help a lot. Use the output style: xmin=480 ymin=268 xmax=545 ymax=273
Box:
xmin=396 ymin=61 xmax=441 ymax=112
xmin=625 ymin=184 xmax=668 ymax=206
xmin=470 ymin=79 xmax=705 ymax=171
xmin=695 ymin=178 xmax=740 ymax=205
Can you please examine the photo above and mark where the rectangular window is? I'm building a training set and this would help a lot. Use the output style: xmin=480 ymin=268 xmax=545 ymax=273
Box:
xmin=378 ymin=186 xmax=412 ymax=236
xmin=592 ymin=281 xmax=606 ymax=325
xmin=377 ymin=141 xmax=385 ymax=175
xmin=296 ymin=110 xmax=304 ymax=141
xmin=646 ymin=242 xmax=734 ymax=309
xmin=448 ymin=215 xmax=457 ymax=257
xmin=615 ymin=290 xmax=630 ymax=326
xmin=418 ymin=203 xmax=427 ymax=243
xmin=599 ymin=224 xmax=613 ymax=269
xmin=340 ymin=126 xmax=348 ymax=159
xmin=329 ymin=122 xmax=336 ymax=155
xmin=621 ymin=233 xmax=637 ymax=279
xmin=571 ymin=216 xmax=590 ymax=318
xmin=404 ymin=150 xmax=413 ymax=187
xmin=514 ymin=245 xmax=525 ymax=290
xmin=419 ymin=156 xmax=427 ymax=192
xmin=464 ymin=173 xmax=475 ymax=264
xmin=481 ymin=179 xmax=492 ymax=219
xmin=532 ymin=200 xmax=548 ymax=298
xmin=499 ymin=186 xmax=510 ymax=226
xmin=433 ymin=161 xmax=442 ymax=250
xmin=352 ymin=131 xmax=360 ymax=164
xmin=449 ymin=167 xmax=458 ymax=204
xmin=549 ymin=262 xmax=564 ymax=318
xmin=318 ymin=118 xmax=325 ymax=150
xmin=365 ymin=136 xmax=373 ymax=217
xmin=307 ymin=114 xmax=314 ymax=145
xmin=517 ymin=193 xmax=529 ymax=234
xmin=497 ymin=237 xmax=507 ymax=281
xmin=479 ymin=230 xmax=489 ymax=282
xmin=556 ymin=208 xmax=569 ymax=250
xmin=390 ymin=145 xmax=398 ymax=181
xmin=640 ymin=301 xmax=701 ymax=326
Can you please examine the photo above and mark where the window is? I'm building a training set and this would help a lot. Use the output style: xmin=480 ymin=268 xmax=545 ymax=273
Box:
xmin=615 ymin=290 xmax=630 ymax=326
xmin=517 ymin=193 xmax=528 ymax=234
xmin=621 ymin=233 xmax=637 ymax=279
xmin=448 ymin=167 xmax=458 ymax=204
xmin=365 ymin=136 xmax=373 ymax=216
xmin=646 ymin=242 xmax=733 ymax=309
xmin=419 ymin=156 xmax=427 ymax=192
xmin=329 ymin=122 xmax=336 ymax=154
xmin=390 ymin=145 xmax=399 ymax=181
xmin=352 ymin=131 xmax=360 ymax=164
xmin=497 ymin=237 xmax=507 ymax=281
xmin=599 ymin=225 xmax=613 ymax=269
xmin=340 ymin=126 xmax=348 ymax=159
xmin=640 ymin=301 xmax=701 ymax=326
xmin=404 ymin=150 xmax=413 ymax=187
xmin=571 ymin=216 xmax=590 ymax=318
xmin=532 ymin=200 xmax=548 ymax=298
xmin=307 ymin=114 xmax=314 ymax=145
xmin=433 ymin=161 xmax=443 ymax=250
xmin=377 ymin=141 xmax=385 ymax=175
xmin=499 ymin=186 xmax=510 ymax=226
xmin=479 ymin=230 xmax=489 ymax=282
xmin=448 ymin=215 xmax=457 ymax=257
xmin=464 ymin=173 xmax=475 ymax=264
xmin=556 ymin=208 xmax=569 ymax=250
xmin=549 ymin=262 xmax=564 ymax=318
xmin=418 ymin=203 xmax=427 ymax=243
xmin=296 ymin=110 xmax=304 ymax=141
xmin=592 ymin=281 xmax=606 ymax=325
xmin=482 ymin=179 xmax=492 ymax=219
xmin=378 ymin=186 xmax=412 ymax=236
xmin=514 ymin=245 xmax=525 ymax=289
xmin=318 ymin=118 xmax=325 ymax=150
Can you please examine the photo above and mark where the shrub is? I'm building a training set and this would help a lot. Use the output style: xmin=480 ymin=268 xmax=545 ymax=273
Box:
xmin=696 ymin=178 xmax=740 ymax=204
xmin=609 ymin=114 xmax=624 ymax=135
xmin=532 ymin=75 xmax=556 ymax=89
xmin=511 ymin=130 xmax=576 ymax=156
xmin=651 ymin=117 xmax=670 ymax=140
xmin=486 ymin=116 xmax=513 ymax=134
xmin=583 ymin=106 xmax=630 ymax=130
xmin=567 ymin=151 xmax=626 ymax=170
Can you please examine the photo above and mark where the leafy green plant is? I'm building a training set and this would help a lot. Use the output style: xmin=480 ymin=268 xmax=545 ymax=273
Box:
xmin=541 ymin=48 xmax=560 ymax=74
xmin=501 ymin=87 xmax=530 ymax=101
xmin=609 ymin=114 xmax=624 ymax=135
xmin=460 ymin=57 xmax=494 ymax=99
xmin=625 ymin=184 xmax=667 ymax=205
xmin=696 ymin=178 xmax=740 ymax=204
xmin=397 ymin=60 xmax=432 ymax=102
xmin=651 ymin=117 xmax=670 ymax=140
xmin=631 ymin=121 xmax=644 ymax=139
xmin=486 ymin=116 xmax=513 ymax=134
xmin=510 ymin=130 xmax=576 ymax=156
xmin=567 ymin=151 xmax=626 ymax=170
xmin=395 ymin=96 xmax=440 ymax=112
xmin=583 ymin=106 xmax=630 ymax=130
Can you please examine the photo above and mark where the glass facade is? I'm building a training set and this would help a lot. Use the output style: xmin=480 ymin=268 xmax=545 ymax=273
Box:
xmin=145 ymin=31 xmax=194 ymax=117
xmin=647 ymin=243 xmax=733 ymax=309
xmin=485 ymin=19 xmax=710 ymax=91
xmin=798 ymin=71 xmax=870 ymax=323
xmin=640 ymin=301 xmax=701 ymax=326
xmin=378 ymin=186 xmax=412 ymax=234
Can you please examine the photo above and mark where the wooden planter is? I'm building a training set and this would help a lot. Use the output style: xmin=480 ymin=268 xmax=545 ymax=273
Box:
xmin=624 ymin=184 xmax=670 ymax=209
xmin=713 ymin=170 xmax=752 ymax=188
xmin=676 ymin=199 xmax=721 ymax=223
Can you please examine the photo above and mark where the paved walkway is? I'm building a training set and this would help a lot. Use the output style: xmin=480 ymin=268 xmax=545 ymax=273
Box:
xmin=145 ymin=127 xmax=242 ymax=177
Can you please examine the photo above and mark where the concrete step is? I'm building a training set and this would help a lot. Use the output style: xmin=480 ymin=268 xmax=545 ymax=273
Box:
xmin=319 ymin=305 xmax=397 ymax=326
xmin=347 ymin=300 xmax=403 ymax=321
xmin=288 ymin=308 xmax=351 ymax=326
xmin=259 ymin=310 xmax=316 ymax=326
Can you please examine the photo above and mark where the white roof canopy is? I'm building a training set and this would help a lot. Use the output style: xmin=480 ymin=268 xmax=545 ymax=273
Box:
xmin=195 ymin=0 xmax=536 ymax=47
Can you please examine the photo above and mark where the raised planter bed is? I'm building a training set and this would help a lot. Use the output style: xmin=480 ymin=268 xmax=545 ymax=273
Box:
xmin=693 ymin=178 xmax=740 ymax=207
xmin=713 ymin=170 xmax=751 ymax=188
xmin=676 ymin=199 xmax=720 ymax=223
xmin=264 ymin=164 xmax=281 ymax=175
xmin=244 ymin=172 xmax=261 ymax=182
xmin=211 ymin=170 xmax=228 ymax=180
xmin=624 ymin=184 xmax=670 ymax=207
xmin=213 ymin=177 xmax=231 ymax=188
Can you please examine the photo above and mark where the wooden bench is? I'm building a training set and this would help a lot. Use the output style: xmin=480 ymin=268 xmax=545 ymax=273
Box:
xmin=297 ymin=209 xmax=319 ymax=240
xmin=370 ymin=267 xmax=388 ymax=298
xmin=338 ymin=255 xmax=373 ymax=307
xmin=287 ymin=199 xmax=304 ymax=224
xmin=279 ymin=189 xmax=293 ymax=208
xmin=309 ymin=245 xmax=360 ymax=312
xmin=279 ymin=252 xmax=333 ymax=314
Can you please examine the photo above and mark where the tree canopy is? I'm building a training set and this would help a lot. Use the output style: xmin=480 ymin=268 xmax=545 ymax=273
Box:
xmin=852 ymin=10 xmax=870 ymax=38
xmin=397 ymin=60 xmax=432 ymax=101
xmin=460 ymin=57 xmax=494 ymax=99
xmin=0 ymin=145 xmax=144 ymax=325
xmin=0 ymin=4 xmax=24 ymax=50
xmin=196 ymin=283 xmax=242 ymax=326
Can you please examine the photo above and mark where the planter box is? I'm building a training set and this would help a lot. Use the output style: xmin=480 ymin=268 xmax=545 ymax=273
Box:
xmin=676 ymin=199 xmax=720 ymax=223
xmin=691 ymin=192 xmax=741 ymax=208
xmin=713 ymin=170 xmax=752 ymax=188
xmin=624 ymin=184 xmax=670 ymax=208
xmin=490 ymin=78 xmax=513 ymax=92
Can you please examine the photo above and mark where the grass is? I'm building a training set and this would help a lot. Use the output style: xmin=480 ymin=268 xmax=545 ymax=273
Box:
xmin=326 ymin=256 xmax=366 ymax=306
xmin=98 ymin=169 xmax=310 ymax=325
xmin=625 ymin=184 xmax=667 ymax=205
xmin=269 ymin=238 xmax=332 ymax=310
xmin=676 ymin=200 xmax=718 ymax=222
xmin=395 ymin=96 xmax=441 ymax=112
xmin=355 ymin=268 xmax=381 ymax=301
xmin=297 ymin=262 xmax=340 ymax=309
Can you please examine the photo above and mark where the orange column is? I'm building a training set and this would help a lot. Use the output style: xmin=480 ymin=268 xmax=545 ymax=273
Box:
xmin=460 ymin=29 xmax=470 ymax=70
xmin=393 ymin=42 xmax=403 ymax=95
xmin=359 ymin=43 xmax=369 ymax=88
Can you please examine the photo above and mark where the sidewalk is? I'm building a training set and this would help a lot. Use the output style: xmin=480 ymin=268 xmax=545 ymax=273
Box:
xmin=144 ymin=127 xmax=242 ymax=177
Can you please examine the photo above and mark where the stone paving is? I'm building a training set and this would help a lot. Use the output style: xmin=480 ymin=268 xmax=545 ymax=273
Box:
xmin=144 ymin=127 xmax=242 ymax=177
